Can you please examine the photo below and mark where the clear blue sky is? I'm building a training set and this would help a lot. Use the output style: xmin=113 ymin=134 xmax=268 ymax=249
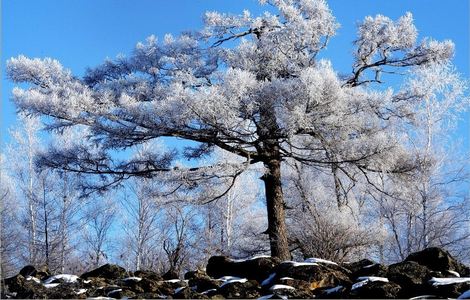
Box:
xmin=2 ymin=0 xmax=469 ymax=149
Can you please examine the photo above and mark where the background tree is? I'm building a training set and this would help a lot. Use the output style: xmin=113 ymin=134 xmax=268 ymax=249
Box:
xmin=6 ymin=0 xmax=466 ymax=259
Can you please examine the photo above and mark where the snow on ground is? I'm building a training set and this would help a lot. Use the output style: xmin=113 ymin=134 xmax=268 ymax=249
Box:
xmin=304 ymin=258 xmax=338 ymax=265
xmin=352 ymin=276 xmax=389 ymax=290
xmin=106 ymin=289 xmax=122 ymax=296
xmin=279 ymin=277 xmax=294 ymax=280
xmin=164 ymin=279 xmax=181 ymax=283
xmin=43 ymin=283 xmax=60 ymax=288
xmin=261 ymin=273 xmax=276 ymax=286
xmin=174 ymin=286 xmax=186 ymax=294
xmin=448 ymin=270 xmax=460 ymax=277
xmin=458 ymin=289 xmax=470 ymax=299
xmin=429 ymin=277 xmax=470 ymax=286
xmin=269 ymin=284 xmax=295 ymax=291
xmin=76 ymin=289 xmax=87 ymax=295
xmin=122 ymin=276 xmax=142 ymax=282
xmin=201 ymin=288 xmax=217 ymax=295
xmin=218 ymin=276 xmax=248 ymax=287
xmin=324 ymin=285 xmax=343 ymax=295
xmin=25 ymin=276 xmax=41 ymax=283
xmin=43 ymin=274 xmax=79 ymax=284
xmin=282 ymin=261 xmax=318 ymax=267
xmin=230 ymin=255 xmax=271 ymax=262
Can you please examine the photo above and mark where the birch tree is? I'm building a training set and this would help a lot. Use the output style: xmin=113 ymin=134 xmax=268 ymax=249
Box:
xmin=7 ymin=0 xmax=465 ymax=259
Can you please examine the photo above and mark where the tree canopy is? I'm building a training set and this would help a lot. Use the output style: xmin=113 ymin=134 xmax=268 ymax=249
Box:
xmin=7 ymin=0 xmax=466 ymax=259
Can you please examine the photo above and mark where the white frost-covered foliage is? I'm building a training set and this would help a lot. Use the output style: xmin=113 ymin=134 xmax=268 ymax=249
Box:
xmin=6 ymin=0 xmax=467 ymax=258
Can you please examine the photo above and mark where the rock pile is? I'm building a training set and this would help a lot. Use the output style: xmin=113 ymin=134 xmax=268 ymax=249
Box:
xmin=2 ymin=247 xmax=470 ymax=299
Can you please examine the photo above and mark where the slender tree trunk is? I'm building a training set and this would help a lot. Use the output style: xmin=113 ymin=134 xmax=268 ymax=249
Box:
xmin=262 ymin=158 xmax=290 ymax=260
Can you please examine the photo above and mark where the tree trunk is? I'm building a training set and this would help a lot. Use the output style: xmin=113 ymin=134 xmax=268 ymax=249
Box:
xmin=262 ymin=158 xmax=290 ymax=260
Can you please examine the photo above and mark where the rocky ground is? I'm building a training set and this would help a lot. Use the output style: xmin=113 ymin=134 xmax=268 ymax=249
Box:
xmin=2 ymin=247 xmax=470 ymax=299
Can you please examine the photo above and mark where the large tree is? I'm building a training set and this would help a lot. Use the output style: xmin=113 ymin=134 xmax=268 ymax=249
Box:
xmin=7 ymin=0 xmax=464 ymax=259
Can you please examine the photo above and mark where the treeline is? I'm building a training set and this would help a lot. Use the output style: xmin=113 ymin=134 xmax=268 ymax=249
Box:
xmin=2 ymin=113 xmax=469 ymax=278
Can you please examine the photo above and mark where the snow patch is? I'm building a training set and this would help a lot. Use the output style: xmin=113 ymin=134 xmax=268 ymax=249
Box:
xmin=352 ymin=276 xmax=389 ymax=290
xmin=106 ymin=288 xmax=122 ymax=296
xmin=230 ymin=255 xmax=271 ymax=262
xmin=43 ymin=283 xmax=60 ymax=288
xmin=165 ymin=279 xmax=181 ymax=283
xmin=304 ymin=257 xmax=338 ymax=265
xmin=269 ymin=284 xmax=295 ymax=291
xmin=279 ymin=277 xmax=294 ymax=281
xmin=25 ymin=276 xmax=40 ymax=283
xmin=458 ymin=289 xmax=470 ymax=299
xmin=83 ymin=279 xmax=92 ymax=284
xmin=174 ymin=286 xmax=186 ymax=294
xmin=324 ymin=285 xmax=343 ymax=295
xmin=219 ymin=276 xmax=248 ymax=287
xmin=43 ymin=274 xmax=79 ymax=284
xmin=429 ymin=277 xmax=470 ymax=286
xmin=76 ymin=289 xmax=87 ymax=295
xmin=448 ymin=270 xmax=460 ymax=277
xmin=282 ymin=261 xmax=318 ymax=267
xmin=122 ymin=276 xmax=142 ymax=282
xmin=201 ymin=288 xmax=217 ymax=295
xmin=261 ymin=273 xmax=276 ymax=286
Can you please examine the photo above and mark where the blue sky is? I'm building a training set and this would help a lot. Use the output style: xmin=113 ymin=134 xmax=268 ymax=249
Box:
xmin=2 ymin=0 xmax=469 ymax=149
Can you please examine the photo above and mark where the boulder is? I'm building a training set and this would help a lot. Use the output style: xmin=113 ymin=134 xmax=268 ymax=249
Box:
xmin=15 ymin=280 xmax=49 ymax=299
xmin=217 ymin=279 xmax=262 ymax=298
xmin=107 ymin=287 xmax=136 ymax=299
xmin=405 ymin=247 xmax=470 ymax=276
xmin=134 ymin=270 xmax=163 ymax=281
xmin=80 ymin=263 xmax=127 ymax=280
xmin=387 ymin=261 xmax=432 ymax=298
xmin=189 ymin=275 xmax=221 ymax=293
xmin=342 ymin=259 xmax=375 ymax=274
xmin=351 ymin=263 xmax=388 ymax=279
xmin=185 ymin=269 xmax=207 ymax=280
xmin=274 ymin=261 xmax=352 ymax=289
xmin=350 ymin=281 xmax=401 ymax=299
xmin=206 ymin=256 xmax=279 ymax=283
xmin=19 ymin=265 xmax=37 ymax=277
xmin=3 ymin=274 xmax=26 ymax=293
xmin=429 ymin=278 xmax=470 ymax=298
xmin=173 ymin=286 xmax=208 ymax=299
xmin=163 ymin=268 xmax=180 ymax=280
xmin=45 ymin=282 xmax=87 ymax=299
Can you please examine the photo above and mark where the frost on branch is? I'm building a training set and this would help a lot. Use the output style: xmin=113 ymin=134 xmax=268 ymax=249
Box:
xmin=349 ymin=12 xmax=454 ymax=86
xmin=6 ymin=0 xmax=468 ymax=259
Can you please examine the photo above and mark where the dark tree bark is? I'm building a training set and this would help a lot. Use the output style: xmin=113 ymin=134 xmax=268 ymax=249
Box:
xmin=262 ymin=157 xmax=290 ymax=261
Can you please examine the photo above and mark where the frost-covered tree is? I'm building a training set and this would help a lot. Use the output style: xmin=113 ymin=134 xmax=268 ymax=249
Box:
xmin=7 ymin=0 xmax=466 ymax=259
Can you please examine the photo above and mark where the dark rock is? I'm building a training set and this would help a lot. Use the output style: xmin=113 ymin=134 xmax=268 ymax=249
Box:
xmin=217 ymin=279 xmax=262 ymax=298
xmin=19 ymin=265 xmax=37 ymax=277
xmin=315 ymin=285 xmax=349 ymax=299
xmin=35 ymin=265 xmax=51 ymax=280
xmin=15 ymin=280 xmax=49 ymax=299
xmin=350 ymin=281 xmax=401 ymax=299
xmin=163 ymin=269 xmax=180 ymax=280
xmin=342 ymin=259 xmax=375 ymax=274
xmin=3 ymin=274 xmax=26 ymax=293
xmin=406 ymin=247 xmax=470 ymax=276
xmin=351 ymin=263 xmax=388 ymax=279
xmin=134 ymin=270 xmax=163 ymax=281
xmin=206 ymin=256 xmax=280 ymax=283
xmin=275 ymin=277 xmax=311 ymax=291
xmin=107 ymin=287 xmax=136 ymax=299
xmin=270 ymin=285 xmax=314 ymax=299
xmin=274 ymin=261 xmax=352 ymax=289
xmin=185 ymin=269 xmax=207 ymax=280
xmin=429 ymin=279 xmax=470 ymax=298
xmin=387 ymin=261 xmax=432 ymax=297
xmin=173 ymin=286 xmax=208 ymax=299
xmin=80 ymin=263 xmax=127 ymax=280
xmin=189 ymin=275 xmax=221 ymax=293
xmin=46 ymin=282 xmax=87 ymax=299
